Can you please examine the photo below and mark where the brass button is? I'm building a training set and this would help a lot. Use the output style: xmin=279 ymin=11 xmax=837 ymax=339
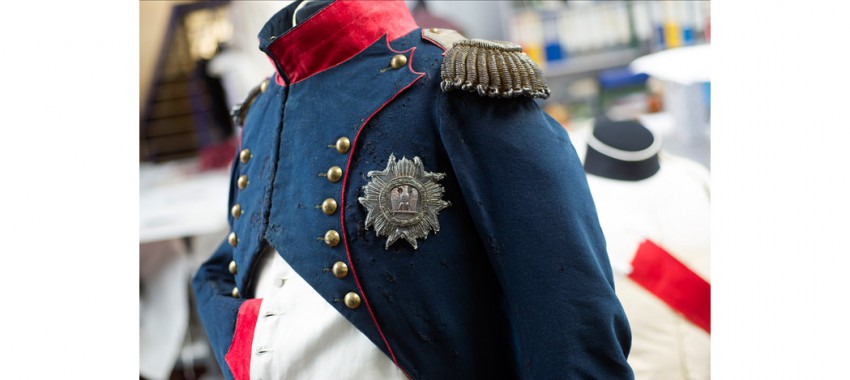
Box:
xmin=429 ymin=27 xmax=440 ymax=33
xmin=228 ymin=260 xmax=237 ymax=274
xmin=344 ymin=292 xmax=361 ymax=309
xmin=332 ymin=261 xmax=349 ymax=279
xmin=228 ymin=232 xmax=238 ymax=247
xmin=321 ymin=198 xmax=338 ymax=215
xmin=390 ymin=54 xmax=408 ymax=69
xmin=231 ymin=204 xmax=243 ymax=219
xmin=327 ymin=166 xmax=342 ymax=183
xmin=260 ymin=78 xmax=269 ymax=93
xmin=324 ymin=230 xmax=340 ymax=247
xmin=237 ymin=175 xmax=249 ymax=189
xmin=231 ymin=287 xmax=240 ymax=298
xmin=335 ymin=137 xmax=351 ymax=154
xmin=239 ymin=149 xmax=252 ymax=163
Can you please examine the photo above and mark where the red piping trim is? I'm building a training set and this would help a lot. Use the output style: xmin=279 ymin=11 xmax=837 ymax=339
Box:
xmin=338 ymin=39 xmax=424 ymax=380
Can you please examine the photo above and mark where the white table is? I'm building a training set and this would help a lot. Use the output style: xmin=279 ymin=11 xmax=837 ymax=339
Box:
xmin=140 ymin=158 xmax=231 ymax=380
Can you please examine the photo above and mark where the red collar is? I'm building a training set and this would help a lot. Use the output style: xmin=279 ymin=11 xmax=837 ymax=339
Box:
xmin=265 ymin=0 xmax=418 ymax=85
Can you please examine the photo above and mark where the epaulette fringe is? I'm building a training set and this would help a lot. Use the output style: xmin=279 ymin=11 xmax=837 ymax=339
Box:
xmin=440 ymin=39 xmax=550 ymax=99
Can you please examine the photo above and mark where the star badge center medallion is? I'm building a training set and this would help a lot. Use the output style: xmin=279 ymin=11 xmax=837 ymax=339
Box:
xmin=359 ymin=155 xmax=451 ymax=249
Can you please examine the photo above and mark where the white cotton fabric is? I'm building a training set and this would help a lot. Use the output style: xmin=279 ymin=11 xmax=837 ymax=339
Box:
xmin=249 ymin=247 xmax=407 ymax=380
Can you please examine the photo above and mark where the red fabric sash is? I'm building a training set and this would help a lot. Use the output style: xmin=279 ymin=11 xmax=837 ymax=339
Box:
xmin=628 ymin=240 xmax=711 ymax=333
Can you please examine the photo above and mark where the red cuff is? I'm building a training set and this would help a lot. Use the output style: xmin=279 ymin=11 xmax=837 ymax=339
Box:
xmin=225 ymin=298 xmax=263 ymax=380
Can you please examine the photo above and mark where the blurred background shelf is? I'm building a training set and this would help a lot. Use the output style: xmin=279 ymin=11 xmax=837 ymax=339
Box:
xmin=543 ymin=48 xmax=643 ymax=78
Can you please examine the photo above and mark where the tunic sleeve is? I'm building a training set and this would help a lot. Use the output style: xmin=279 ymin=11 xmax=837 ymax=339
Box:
xmin=436 ymin=91 xmax=634 ymax=379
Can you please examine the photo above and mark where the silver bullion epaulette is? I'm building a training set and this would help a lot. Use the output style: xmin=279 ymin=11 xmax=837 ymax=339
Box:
xmin=230 ymin=78 xmax=270 ymax=127
xmin=440 ymin=39 xmax=550 ymax=99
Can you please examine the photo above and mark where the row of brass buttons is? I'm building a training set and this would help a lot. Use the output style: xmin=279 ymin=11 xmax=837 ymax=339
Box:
xmin=327 ymin=48 xmax=418 ymax=305
xmin=322 ymin=135 xmax=348 ymax=248
xmin=230 ymin=78 xmax=269 ymax=299
xmin=330 ymin=55 xmax=404 ymax=308
xmin=324 ymin=135 xmax=360 ymax=309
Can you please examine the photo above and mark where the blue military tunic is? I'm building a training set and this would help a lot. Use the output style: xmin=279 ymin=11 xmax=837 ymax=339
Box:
xmin=192 ymin=1 xmax=633 ymax=379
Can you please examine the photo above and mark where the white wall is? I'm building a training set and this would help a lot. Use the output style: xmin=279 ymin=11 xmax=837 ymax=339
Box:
xmin=406 ymin=0 xmax=509 ymax=40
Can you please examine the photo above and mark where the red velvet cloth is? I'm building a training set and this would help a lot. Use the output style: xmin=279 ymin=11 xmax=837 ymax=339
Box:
xmin=225 ymin=298 xmax=263 ymax=380
xmin=628 ymin=240 xmax=711 ymax=333
xmin=268 ymin=0 xmax=418 ymax=84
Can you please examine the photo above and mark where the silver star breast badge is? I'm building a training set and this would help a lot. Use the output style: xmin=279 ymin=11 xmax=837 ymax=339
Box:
xmin=358 ymin=154 xmax=451 ymax=249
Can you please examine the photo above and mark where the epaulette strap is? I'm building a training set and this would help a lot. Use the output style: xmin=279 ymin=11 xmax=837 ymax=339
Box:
xmin=422 ymin=27 xmax=466 ymax=51
xmin=230 ymin=78 xmax=270 ymax=127
xmin=440 ymin=39 xmax=550 ymax=99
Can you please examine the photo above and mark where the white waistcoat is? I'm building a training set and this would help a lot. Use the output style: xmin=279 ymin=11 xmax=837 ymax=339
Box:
xmin=250 ymin=247 xmax=407 ymax=380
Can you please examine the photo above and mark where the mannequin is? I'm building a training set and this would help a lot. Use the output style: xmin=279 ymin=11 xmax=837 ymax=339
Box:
xmin=583 ymin=119 xmax=711 ymax=379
